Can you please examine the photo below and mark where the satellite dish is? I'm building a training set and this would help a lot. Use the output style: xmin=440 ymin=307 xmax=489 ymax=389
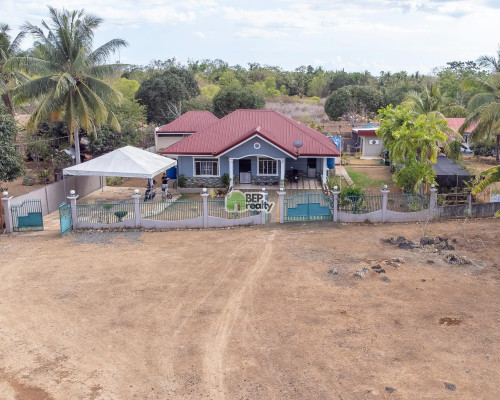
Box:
xmin=293 ymin=140 xmax=303 ymax=148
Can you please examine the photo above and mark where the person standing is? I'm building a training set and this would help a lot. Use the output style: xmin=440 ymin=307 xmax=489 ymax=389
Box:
xmin=161 ymin=173 xmax=169 ymax=192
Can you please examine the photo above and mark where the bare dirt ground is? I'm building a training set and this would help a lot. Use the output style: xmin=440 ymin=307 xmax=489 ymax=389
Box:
xmin=0 ymin=219 xmax=499 ymax=399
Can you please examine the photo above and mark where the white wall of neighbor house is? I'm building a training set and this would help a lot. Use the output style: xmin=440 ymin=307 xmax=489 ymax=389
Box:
xmin=361 ymin=137 xmax=384 ymax=157
xmin=155 ymin=133 xmax=192 ymax=152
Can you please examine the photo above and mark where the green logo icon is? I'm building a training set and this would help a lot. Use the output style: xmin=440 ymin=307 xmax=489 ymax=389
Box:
xmin=226 ymin=190 xmax=246 ymax=212
xmin=225 ymin=190 xmax=274 ymax=213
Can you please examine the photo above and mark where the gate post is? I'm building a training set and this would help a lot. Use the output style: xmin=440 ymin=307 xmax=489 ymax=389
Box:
xmin=429 ymin=185 xmax=438 ymax=219
xmin=261 ymin=188 xmax=267 ymax=224
xmin=201 ymin=188 xmax=209 ymax=228
xmin=331 ymin=187 xmax=340 ymax=222
xmin=381 ymin=186 xmax=390 ymax=223
xmin=67 ymin=191 xmax=79 ymax=229
xmin=1 ymin=191 xmax=13 ymax=233
xmin=277 ymin=187 xmax=286 ymax=223
xmin=132 ymin=190 xmax=141 ymax=227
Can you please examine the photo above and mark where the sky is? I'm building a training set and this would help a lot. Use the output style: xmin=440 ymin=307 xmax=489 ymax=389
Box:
xmin=1 ymin=0 xmax=500 ymax=74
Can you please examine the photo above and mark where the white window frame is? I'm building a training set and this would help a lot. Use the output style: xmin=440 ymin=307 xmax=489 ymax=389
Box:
xmin=257 ymin=157 xmax=278 ymax=176
xmin=193 ymin=157 xmax=219 ymax=177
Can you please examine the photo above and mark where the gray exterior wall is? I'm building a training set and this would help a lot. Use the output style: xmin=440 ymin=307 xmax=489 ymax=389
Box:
xmin=10 ymin=175 xmax=103 ymax=216
xmin=361 ymin=137 xmax=383 ymax=157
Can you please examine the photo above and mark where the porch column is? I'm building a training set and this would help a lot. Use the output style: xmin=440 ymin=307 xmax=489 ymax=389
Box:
xmin=322 ymin=157 xmax=327 ymax=185
xmin=229 ymin=158 xmax=234 ymax=187
xmin=280 ymin=158 xmax=285 ymax=184
xmin=1 ymin=192 xmax=13 ymax=233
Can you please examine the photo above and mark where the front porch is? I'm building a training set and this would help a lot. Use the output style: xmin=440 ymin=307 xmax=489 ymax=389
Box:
xmin=234 ymin=177 xmax=323 ymax=191
xmin=228 ymin=156 xmax=328 ymax=188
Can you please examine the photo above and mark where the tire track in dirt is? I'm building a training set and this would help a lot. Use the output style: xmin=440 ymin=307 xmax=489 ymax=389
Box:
xmin=202 ymin=230 xmax=276 ymax=399
xmin=160 ymin=236 xmax=261 ymax=394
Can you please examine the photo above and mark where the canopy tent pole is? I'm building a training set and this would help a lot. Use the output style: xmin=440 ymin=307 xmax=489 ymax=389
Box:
xmin=63 ymin=174 xmax=67 ymax=203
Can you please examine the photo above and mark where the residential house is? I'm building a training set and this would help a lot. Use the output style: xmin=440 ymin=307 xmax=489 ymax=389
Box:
xmin=161 ymin=109 xmax=340 ymax=188
xmin=351 ymin=122 xmax=382 ymax=159
xmin=155 ymin=111 xmax=219 ymax=152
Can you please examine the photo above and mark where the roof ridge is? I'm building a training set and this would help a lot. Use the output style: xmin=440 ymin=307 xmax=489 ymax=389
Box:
xmin=270 ymin=109 xmax=335 ymax=152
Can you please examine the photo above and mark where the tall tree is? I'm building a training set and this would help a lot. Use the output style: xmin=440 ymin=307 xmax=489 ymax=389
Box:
xmin=403 ymin=84 xmax=446 ymax=117
xmin=0 ymin=23 xmax=26 ymax=115
xmin=460 ymin=74 xmax=500 ymax=164
xmin=377 ymin=105 xmax=448 ymax=192
xmin=6 ymin=7 xmax=127 ymax=163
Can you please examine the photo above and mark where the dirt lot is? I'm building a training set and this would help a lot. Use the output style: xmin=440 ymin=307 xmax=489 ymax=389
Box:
xmin=0 ymin=219 xmax=499 ymax=399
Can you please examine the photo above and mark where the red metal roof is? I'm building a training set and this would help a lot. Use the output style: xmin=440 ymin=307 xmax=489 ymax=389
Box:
xmin=157 ymin=111 xmax=218 ymax=133
xmin=161 ymin=110 xmax=340 ymax=157
xmin=445 ymin=117 xmax=477 ymax=133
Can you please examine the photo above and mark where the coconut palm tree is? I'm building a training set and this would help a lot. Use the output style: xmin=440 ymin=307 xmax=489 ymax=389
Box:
xmin=460 ymin=74 xmax=500 ymax=165
xmin=403 ymin=84 xmax=446 ymax=118
xmin=471 ymin=166 xmax=500 ymax=217
xmin=6 ymin=7 xmax=127 ymax=163
xmin=0 ymin=23 xmax=26 ymax=115
xmin=478 ymin=46 xmax=500 ymax=73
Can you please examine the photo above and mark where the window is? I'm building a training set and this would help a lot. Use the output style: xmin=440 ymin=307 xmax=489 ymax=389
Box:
xmin=194 ymin=158 xmax=218 ymax=176
xmin=258 ymin=158 xmax=277 ymax=175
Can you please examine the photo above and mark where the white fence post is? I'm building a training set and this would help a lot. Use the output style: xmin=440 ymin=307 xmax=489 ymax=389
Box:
xmin=277 ymin=187 xmax=286 ymax=223
xmin=331 ymin=187 xmax=340 ymax=222
xmin=1 ymin=192 xmax=14 ymax=233
xmin=132 ymin=191 xmax=141 ymax=227
xmin=381 ymin=186 xmax=390 ymax=223
xmin=261 ymin=188 xmax=267 ymax=225
xmin=429 ymin=185 xmax=438 ymax=218
xmin=67 ymin=192 xmax=79 ymax=229
xmin=201 ymin=188 xmax=209 ymax=228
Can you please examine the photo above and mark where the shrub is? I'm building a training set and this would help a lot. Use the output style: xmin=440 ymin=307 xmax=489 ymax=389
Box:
xmin=114 ymin=210 xmax=128 ymax=222
xmin=177 ymin=174 xmax=187 ymax=187
xmin=221 ymin=173 xmax=231 ymax=188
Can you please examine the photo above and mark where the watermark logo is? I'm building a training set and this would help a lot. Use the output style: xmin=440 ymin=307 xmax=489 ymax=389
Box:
xmin=225 ymin=190 xmax=274 ymax=213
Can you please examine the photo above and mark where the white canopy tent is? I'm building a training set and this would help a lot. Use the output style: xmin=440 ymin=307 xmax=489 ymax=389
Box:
xmin=63 ymin=146 xmax=176 ymax=179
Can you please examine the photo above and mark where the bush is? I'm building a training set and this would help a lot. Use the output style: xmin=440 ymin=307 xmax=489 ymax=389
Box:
xmin=114 ymin=210 xmax=128 ymax=222
xmin=340 ymin=185 xmax=364 ymax=201
xmin=177 ymin=174 xmax=187 ymax=187
xmin=221 ymin=173 xmax=231 ymax=188
xmin=449 ymin=140 xmax=462 ymax=161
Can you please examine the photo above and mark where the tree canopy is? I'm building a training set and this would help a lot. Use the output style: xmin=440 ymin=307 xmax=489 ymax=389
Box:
xmin=6 ymin=6 xmax=127 ymax=163
xmin=212 ymin=86 xmax=265 ymax=118
xmin=135 ymin=67 xmax=199 ymax=124
xmin=0 ymin=105 xmax=24 ymax=183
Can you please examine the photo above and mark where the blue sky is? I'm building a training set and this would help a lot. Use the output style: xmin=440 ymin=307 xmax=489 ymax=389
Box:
xmin=2 ymin=0 xmax=500 ymax=74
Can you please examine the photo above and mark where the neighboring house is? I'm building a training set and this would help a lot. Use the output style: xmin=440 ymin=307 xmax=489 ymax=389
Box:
xmin=351 ymin=122 xmax=382 ymax=159
xmin=444 ymin=117 xmax=478 ymax=146
xmin=155 ymin=111 xmax=219 ymax=152
xmin=161 ymin=109 xmax=340 ymax=188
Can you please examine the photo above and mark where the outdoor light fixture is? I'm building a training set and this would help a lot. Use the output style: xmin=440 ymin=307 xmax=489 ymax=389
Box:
xmin=2 ymin=191 xmax=8 ymax=196
xmin=134 ymin=189 xmax=140 ymax=194
xmin=280 ymin=187 xmax=284 ymax=192
xmin=333 ymin=186 xmax=338 ymax=190
xmin=203 ymin=188 xmax=207 ymax=193
xmin=262 ymin=187 xmax=266 ymax=192
xmin=70 ymin=190 xmax=75 ymax=195
xmin=384 ymin=184 xmax=388 ymax=189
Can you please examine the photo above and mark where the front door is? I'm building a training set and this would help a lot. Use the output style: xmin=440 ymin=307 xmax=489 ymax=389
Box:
xmin=239 ymin=159 xmax=252 ymax=184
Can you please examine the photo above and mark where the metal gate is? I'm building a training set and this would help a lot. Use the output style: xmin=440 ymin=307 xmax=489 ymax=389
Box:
xmin=58 ymin=202 xmax=72 ymax=236
xmin=284 ymin=192 xmax=333 ymax=222
xmin=11 ymin=199 xmax=44 ymax=232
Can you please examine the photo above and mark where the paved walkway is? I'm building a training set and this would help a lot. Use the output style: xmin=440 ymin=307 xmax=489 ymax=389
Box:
xmin=334 ymin=165 xmax=353 ymax=185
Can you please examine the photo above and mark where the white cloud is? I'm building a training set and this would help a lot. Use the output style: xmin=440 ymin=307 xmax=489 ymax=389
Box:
xmin=193 ymin=31 xmax=206 ymax=39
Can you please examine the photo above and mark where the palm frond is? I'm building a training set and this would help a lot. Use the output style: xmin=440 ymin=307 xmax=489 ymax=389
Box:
xmin=89 ymin=39 xmax=128 ymax=64
xmin=4 ymin=56 xmax=53 ymax=75
xmin=87 ymin=63 xmax=126 ymax=79
xmin=11 ymin=75 xmax=53 ymax=105
xmin=471 ymin=168 xmax=500 ymax=194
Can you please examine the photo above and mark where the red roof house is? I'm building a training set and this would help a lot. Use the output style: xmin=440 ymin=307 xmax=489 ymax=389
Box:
xmin=161 ymin=109 xmax=340 ymax=188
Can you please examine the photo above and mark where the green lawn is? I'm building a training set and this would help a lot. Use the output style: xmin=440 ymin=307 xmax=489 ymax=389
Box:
xmin=345 ymin=167 xmax=388 ymax=189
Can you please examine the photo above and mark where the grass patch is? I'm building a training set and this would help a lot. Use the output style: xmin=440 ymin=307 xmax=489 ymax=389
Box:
xmin=346 ymin=167 xmax=388 ymax=189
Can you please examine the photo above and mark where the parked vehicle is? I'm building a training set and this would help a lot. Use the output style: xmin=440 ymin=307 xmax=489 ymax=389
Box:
xmin=144 ymin=187 xmax=156 ymax=201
